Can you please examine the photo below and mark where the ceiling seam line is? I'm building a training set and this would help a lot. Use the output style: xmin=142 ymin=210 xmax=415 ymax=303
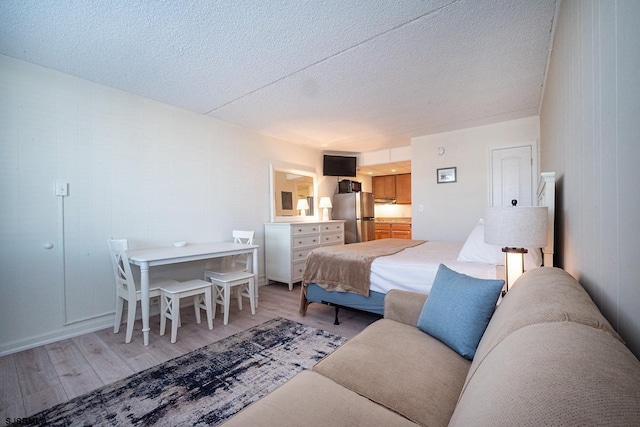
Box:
xmin=204 ymin=0 xmax=461 ymax=115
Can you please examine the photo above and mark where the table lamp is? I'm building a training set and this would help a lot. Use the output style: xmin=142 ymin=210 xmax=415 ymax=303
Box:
xmin=297 ymin=199 xmax=310 ymax=216
xmin=319 ymin=197 xmax=333 ymax=221
xmin=484 ymin=202 xmax=548 ymax=293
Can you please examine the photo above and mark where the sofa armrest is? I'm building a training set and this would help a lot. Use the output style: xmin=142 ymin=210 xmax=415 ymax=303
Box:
xmin=384 ymin=289 xmax=427 ymax=326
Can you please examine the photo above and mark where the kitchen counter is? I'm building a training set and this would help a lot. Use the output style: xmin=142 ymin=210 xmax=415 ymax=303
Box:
xmin=375 ymin=217 xmax=412 ymax=224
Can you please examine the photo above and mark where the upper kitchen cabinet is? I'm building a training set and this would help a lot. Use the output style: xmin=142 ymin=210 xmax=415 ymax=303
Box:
xmin=373 ymin=174 xmax=411 ymax=204
xmin=373 ymin=175 xmax=396 ymax=200
xmin=395 ymin=174 xmax=411 ymax=204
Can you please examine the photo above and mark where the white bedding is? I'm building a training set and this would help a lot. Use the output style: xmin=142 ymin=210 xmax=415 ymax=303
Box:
xmin=369 ymin=241 xmax=498 ymax=294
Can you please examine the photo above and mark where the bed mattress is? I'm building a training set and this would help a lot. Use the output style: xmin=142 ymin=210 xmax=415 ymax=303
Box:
xmin=369 ymin=241 xmax=498 ymax=294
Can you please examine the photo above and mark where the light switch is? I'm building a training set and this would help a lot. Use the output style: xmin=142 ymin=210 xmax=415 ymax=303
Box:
xmin=55 ymin=182 xmax=69 ymax=196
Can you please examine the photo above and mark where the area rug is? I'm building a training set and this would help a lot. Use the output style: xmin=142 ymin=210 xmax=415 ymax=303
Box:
xmin=28 ymin=317 xmax=347 ymax=426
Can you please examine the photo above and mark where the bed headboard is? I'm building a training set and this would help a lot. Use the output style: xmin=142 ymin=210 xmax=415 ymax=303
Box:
xmin=536 ymin=172 xmax=556 ymax=267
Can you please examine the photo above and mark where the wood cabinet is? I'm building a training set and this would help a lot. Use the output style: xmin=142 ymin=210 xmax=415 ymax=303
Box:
xmin=375 ymin=222 xmax=411 ymax=240
xmin=391 ymin=223 xmax=412 ymax=239
xmin=373 ymin=174 xmax=411 ymax=204
xmin=395 ymin=174 xmax=411 ymax=204
xmin=372 ymin=175 xmax=396 ymax=199
xmin=374 ymin=223 xmax=391 ymax=240
xmin=264 ymin=221 xmax=345 ymax=290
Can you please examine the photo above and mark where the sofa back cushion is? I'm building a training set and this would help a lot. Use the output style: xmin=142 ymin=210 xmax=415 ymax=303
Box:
xmin=450 ymin=322 xmax=640 ymax=426
xmin=465 ymin=267 xmax=621 ymax=386
xmin=384 ymin=289 xmax=428 ymax=327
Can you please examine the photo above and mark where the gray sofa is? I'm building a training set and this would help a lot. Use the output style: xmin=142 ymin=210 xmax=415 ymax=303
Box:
xmin=223 ymin=267 xmax=640 ymax=426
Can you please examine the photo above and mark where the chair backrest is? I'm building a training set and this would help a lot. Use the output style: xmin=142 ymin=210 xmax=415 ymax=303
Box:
xmin=108 ymin=239 xmax=137 ymax=301
xmin=232 ymin=230 xmax=254 ymax=245
xmin=230 ymin=230 xmax=254 ymax=270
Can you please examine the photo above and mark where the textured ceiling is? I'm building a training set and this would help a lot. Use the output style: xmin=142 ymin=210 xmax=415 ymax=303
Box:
xmin=0 ymin=0 xmax=557 ymax=153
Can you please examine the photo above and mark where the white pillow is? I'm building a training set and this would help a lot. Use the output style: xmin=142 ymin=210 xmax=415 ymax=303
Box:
xmin=524 ymin=247 xmax=543 ymax=270
xmin=457 ymin=219 xmax=544 ymax=270
xmin=456 ymin=219 xmax=503 ymax=264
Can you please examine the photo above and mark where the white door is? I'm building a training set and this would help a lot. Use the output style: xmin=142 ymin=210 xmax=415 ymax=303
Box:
xmin=0 ymin=129 xmax=64 ymax=345
xmin=491 ymin=145 xmax=533 ymax=207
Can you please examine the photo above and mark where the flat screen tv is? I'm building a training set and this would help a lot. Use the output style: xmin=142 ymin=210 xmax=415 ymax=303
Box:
xmin=323 ymin=155 xmax=357 ymax=177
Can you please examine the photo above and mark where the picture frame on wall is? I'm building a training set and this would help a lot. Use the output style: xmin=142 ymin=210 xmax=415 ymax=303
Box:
xmin=437 ymin=167 xmax=457 ymax=184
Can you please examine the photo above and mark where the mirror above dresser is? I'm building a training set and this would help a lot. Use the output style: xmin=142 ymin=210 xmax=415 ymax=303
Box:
xmin=269 ymin=164 xmax=318 ymax=222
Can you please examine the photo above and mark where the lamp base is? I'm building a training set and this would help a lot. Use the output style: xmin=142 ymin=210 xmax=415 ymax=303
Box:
xmin=502 ymin=247 xmax=528 ymax=293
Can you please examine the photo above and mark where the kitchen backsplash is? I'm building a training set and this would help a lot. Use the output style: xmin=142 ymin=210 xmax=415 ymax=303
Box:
xmin=374 ymin=203 xmax=412 ymax=218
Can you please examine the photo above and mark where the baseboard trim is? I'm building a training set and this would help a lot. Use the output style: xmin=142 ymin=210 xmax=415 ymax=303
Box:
xmin=0 ymin=276 xmax=268 ymax=356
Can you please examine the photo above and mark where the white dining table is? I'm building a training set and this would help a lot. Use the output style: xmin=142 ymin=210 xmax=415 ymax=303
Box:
xmin=127 ymin=242 xmax=259 ymax=345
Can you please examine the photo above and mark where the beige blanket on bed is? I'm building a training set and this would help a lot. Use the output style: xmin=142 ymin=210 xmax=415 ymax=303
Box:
xmin=302 ymin=239 xmax=425 ymax=298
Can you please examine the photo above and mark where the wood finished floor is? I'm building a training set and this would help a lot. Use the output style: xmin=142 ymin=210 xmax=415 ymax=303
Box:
xmin=0 ymin=284 xmax=380 ymax=420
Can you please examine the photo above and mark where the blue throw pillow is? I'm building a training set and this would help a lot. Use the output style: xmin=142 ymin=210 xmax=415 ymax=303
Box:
xmin=417 ymin=264 xmax=504 ymax=360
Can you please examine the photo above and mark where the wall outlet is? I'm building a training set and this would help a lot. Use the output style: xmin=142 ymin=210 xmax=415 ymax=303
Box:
xmin=55 ymin=182 xmax=69 ymax=196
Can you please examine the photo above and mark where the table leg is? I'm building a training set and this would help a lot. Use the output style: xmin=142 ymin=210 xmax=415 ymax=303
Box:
xmin=140 ymin=261 xmax=150 ymax=346
xmin=252 ymin=247 xmax=259 ymax=307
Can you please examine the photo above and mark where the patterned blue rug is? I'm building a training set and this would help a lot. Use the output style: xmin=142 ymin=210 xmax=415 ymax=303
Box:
xmin=27 ymin=318 xmax=347 ymax=426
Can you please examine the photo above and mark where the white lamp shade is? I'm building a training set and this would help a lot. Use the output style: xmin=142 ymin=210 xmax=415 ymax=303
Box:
xmin=319 ymin=197 xmax=333 ymax=209
xmin=484 ymin=206 xmax=548 ymax=248
xmin=296 ymin=199 xmax=310 ymax=210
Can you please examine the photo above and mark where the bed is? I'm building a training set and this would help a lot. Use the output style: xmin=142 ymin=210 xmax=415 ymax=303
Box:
xmin=300 ymin=172 xmax=556 ymax=321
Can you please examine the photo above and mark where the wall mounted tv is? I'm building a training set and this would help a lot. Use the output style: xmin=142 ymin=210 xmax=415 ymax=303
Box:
xmin=323 ymin=155 xmax=357 ymax=177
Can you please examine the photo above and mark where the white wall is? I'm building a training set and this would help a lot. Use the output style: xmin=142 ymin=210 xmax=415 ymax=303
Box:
xmin=539 ymin=0 xmax=640 ymax=358
xmin=411 ymin=117 xmax=540 ymax=241
xmin=0 ymin=55 xmax=327 ymax=355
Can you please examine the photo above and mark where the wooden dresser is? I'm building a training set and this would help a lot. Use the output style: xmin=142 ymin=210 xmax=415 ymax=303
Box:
xmin=264 ymin=220 xmax=345 ymax=290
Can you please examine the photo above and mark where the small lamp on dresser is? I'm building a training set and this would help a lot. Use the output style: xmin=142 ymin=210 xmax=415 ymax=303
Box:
xmin=319 ymin=197 xmax=333 ymax=221
xmin=484 ymin=201 xmax=548 ymax=293
xmin=297 ymin=199 xmax=310 ymax=216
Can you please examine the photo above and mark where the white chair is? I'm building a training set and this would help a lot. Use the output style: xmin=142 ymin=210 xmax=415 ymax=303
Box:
xmin=206 ymin=230 xmax=255 ymax=274
xmin=204 ymin=230 xmax=257 ymax=308
xmin=159 ymin=279 xmax=214 ymax=343
xmin=108 ymin=239 xmax=179 ymax=343
xmin=207 ymin=270 xmax=256 ymax=325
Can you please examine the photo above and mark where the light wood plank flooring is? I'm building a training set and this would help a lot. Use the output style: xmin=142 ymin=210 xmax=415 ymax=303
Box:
xmin=0 ymin=284 xmax=380 ymax=420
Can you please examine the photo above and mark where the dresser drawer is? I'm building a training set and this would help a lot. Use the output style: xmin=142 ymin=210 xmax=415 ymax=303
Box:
xmin=293 ymin=247 xmax=315 ymax=262
xmin=322 ymin=232 xmax=344 ymax=245
xmin=292 ymin=224 xmax=320 ymax=235
xmin=292 ymin=260 xmax=306 ymax=281
xmin=321 ymin=222 xmax=344 ymax=233
xmin=293 ymin=235 xmax=320 ymax=248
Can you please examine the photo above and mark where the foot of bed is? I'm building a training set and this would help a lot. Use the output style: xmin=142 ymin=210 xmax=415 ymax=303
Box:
xmin=334 ymin=305 xmax=340 ymax=325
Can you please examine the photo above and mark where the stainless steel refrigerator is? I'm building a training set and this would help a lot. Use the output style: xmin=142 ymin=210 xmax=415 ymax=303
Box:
xmin=332 ymin=192 xmax=375 ymax=243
